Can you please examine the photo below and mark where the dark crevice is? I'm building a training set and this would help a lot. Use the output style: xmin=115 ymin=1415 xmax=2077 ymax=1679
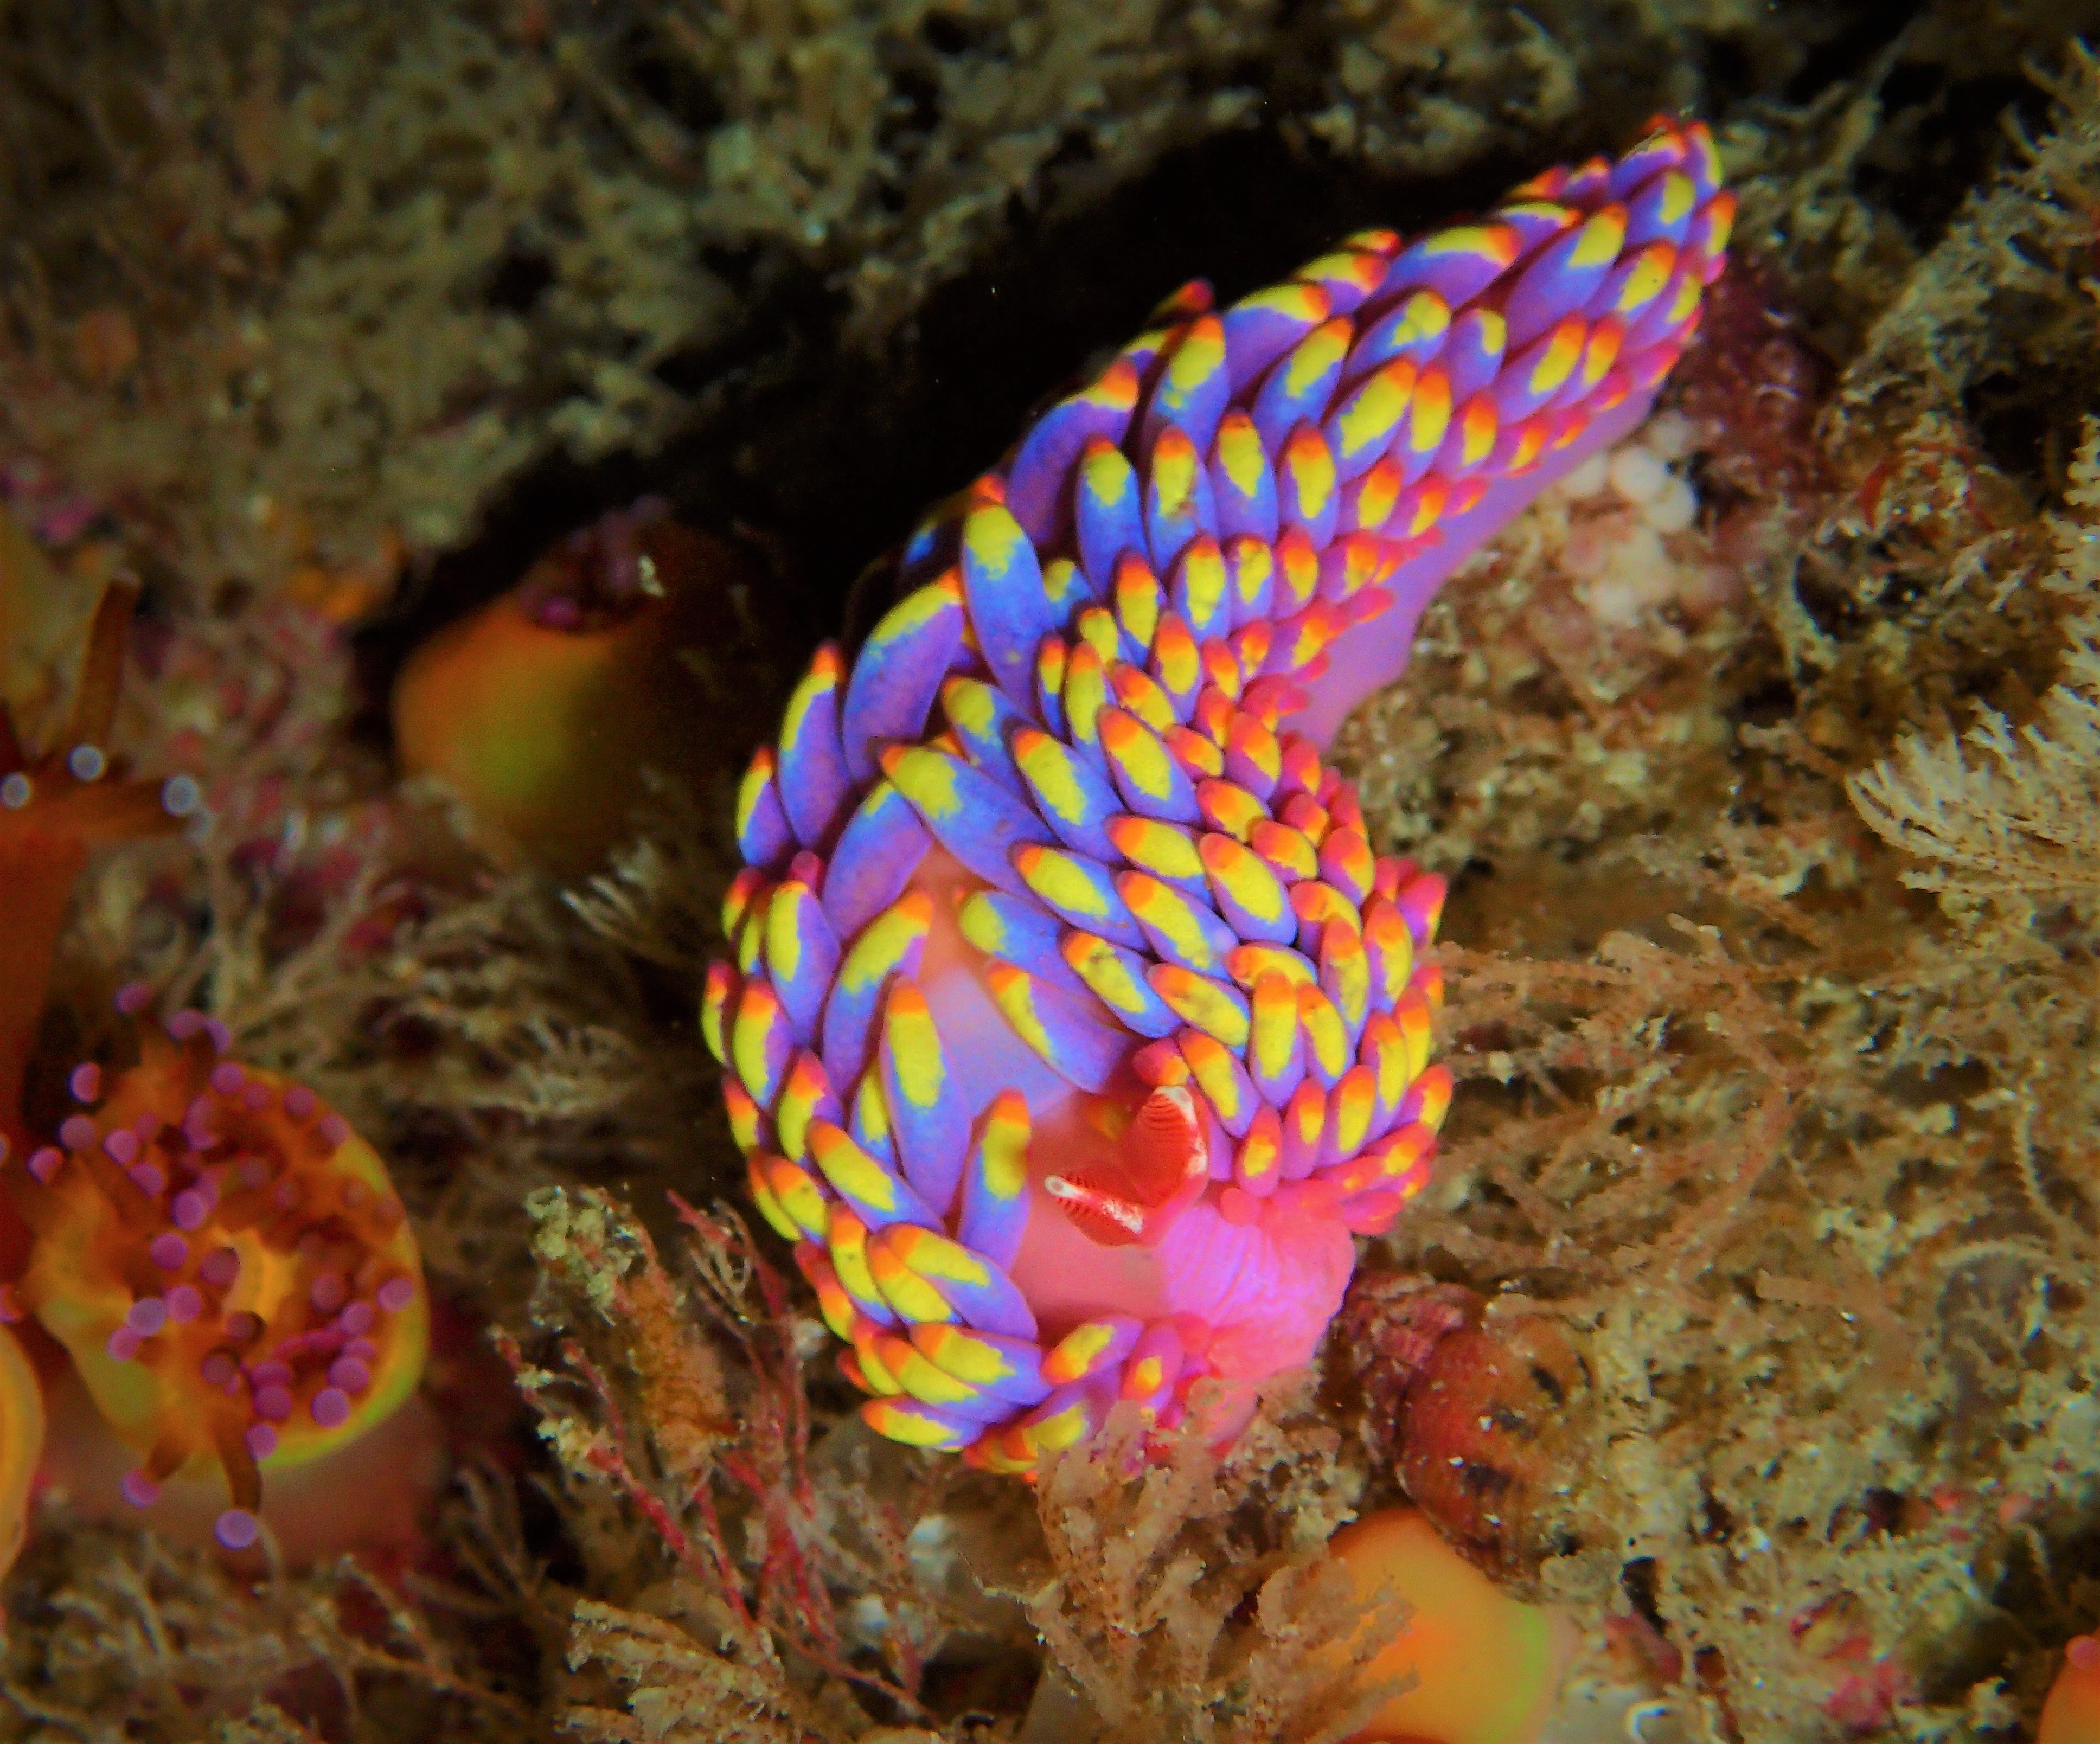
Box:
xmin=484 ymin=245 xmax=555 ymax=314
xmin=1777 ymin=0 xmax=1931 ymax=104
xmin=377 ymin=0 xmax=1949 ymax=741
xmin=1853 ymin=68 xmax=2038 ymax=248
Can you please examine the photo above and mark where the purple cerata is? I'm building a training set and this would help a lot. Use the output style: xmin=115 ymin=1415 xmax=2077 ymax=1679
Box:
xmin=703 ymin=117 xmax=1734 ymax=1474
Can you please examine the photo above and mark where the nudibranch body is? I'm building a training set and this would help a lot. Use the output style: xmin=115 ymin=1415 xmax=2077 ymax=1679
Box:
xmin=13 ymin=1001 xmax=428 ymax=1551
xmin=705 ymin=120 xmax=1731 ymax=1473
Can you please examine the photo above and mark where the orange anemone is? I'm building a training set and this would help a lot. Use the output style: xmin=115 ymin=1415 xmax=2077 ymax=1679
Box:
xmin=0 ymin=1324 xmax=44 ymax=1582
xmin=2042 ymin=1636 xmax=2100 ymax=1744
xmin=1318 ymin=1508 xmax=1577 ymax=1744
xmin=392 ymin=502 xmax=756 ymax=877
xmin=15 ymin=1008 xmax=427 ymax=1551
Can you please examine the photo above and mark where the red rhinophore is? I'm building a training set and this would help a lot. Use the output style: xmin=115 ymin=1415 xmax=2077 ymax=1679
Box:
xmin=1044 ymin=1086 xmax=1209 ymax=1248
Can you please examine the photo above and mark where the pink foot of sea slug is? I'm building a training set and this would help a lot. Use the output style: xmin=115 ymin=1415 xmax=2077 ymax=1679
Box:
xmin=703 ymin=118 xmax=1733 ymax=1476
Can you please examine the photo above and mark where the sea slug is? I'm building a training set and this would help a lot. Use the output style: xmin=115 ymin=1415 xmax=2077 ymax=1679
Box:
xmin=703 ymin=118 xmax=1732 ymax=1474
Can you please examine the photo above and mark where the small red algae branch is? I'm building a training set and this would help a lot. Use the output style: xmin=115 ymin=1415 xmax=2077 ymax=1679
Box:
xmin=2041 ymin=1636 xmax=2100 ymax=1744
xmin=703 ymin=119 xmax=1731 ymax=1474
xmin=11 ymin=997 xmax=430 ymax=1556
xmin=392 ymin=500 xmax=760 ymax=877
xmin=0 ymin=577 xmax=190 ymax=1147
xmin=1318 ymin=1508 xmax=1576 ymax=1744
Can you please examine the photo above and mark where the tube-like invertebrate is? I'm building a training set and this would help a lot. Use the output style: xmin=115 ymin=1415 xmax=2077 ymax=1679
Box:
xmin=0 ymin=1325 xmax=43 ymax=1582
xmin=392 ymin=503 xmax=758 ymax=876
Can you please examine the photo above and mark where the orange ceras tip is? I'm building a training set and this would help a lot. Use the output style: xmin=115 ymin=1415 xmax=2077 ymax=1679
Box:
xmin=14 ymin=993 xmax=428 ymax=1553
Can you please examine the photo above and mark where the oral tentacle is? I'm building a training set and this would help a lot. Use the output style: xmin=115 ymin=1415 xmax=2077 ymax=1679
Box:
xmin=705 ymin=117 xmax=1731 ymax=1477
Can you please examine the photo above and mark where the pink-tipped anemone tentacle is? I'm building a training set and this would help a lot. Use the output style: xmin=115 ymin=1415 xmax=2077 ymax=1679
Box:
xmin=703 ymin=117 xmax=1731 ymax=1476
xmin=16 ymin=998 xmax=430 ymax=1551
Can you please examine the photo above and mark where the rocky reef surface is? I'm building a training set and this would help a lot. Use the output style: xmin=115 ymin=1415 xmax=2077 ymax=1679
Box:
xmin=2 ymin=3 xmax=2100 ymax=1741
